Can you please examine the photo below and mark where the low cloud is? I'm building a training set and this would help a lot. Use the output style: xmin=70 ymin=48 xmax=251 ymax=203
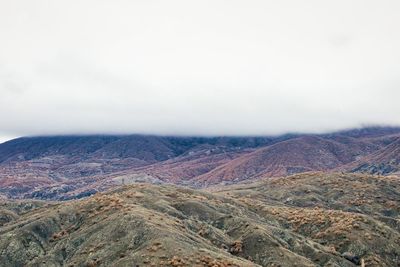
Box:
xmin=1 ymin=0 xmax=400 ymax=138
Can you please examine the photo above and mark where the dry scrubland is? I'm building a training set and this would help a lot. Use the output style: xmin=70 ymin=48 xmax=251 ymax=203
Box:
xmin=1 ymin=128 xmax=400 ymax=200
xmin=0 ymin=172 xmax=399 ymax=267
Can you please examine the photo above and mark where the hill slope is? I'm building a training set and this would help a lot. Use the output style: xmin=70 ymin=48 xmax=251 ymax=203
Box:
xmin=193 ymin=136 xmax=380 ymax=185
xmin=348 ymin=138 xmax=400 ymax=175
xmin=0 ymin=135 xmax=281 ymax=165
xmin=0 ymin=173 xmax=399 ymax=267
xmin=1 ymin=127 xmax=400 ymax=199
xmin=0 ymin=135 xmax=279 ymax=198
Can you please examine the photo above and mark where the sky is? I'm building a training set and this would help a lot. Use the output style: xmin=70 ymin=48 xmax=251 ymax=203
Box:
xmin=1 ymin=0 xmax=400 ymax=141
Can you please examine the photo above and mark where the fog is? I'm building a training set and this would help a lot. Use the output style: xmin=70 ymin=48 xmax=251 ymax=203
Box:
xmin=1 ymin=0 xmax=400 ymax=140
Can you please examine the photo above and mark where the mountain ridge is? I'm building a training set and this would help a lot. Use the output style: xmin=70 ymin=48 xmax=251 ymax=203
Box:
xmin=1 ymin=127 xmax=400 ymax=200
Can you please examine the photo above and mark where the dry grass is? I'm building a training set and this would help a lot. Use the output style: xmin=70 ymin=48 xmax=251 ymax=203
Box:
xmin=264 ymin=206 xmax=365 ymax=238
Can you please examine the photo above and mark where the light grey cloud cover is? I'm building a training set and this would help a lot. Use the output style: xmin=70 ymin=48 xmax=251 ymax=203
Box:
xmin=1 ymin=0 xmax=400 ymax=140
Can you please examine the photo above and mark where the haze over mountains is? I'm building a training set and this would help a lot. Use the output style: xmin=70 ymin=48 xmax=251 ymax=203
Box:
xmin=1 ymin=126 xmax=399 ymax=200
xmin=2 ymin=1 xmax=400 ymax=266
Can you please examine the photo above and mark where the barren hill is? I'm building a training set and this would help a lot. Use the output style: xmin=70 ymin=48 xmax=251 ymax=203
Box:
xmin=0 ymin=173 xmax=399 ymax=267
xmin=1 ymin=127 xmax=400 ymax=199
xmin=347 ymin=137 xmax=400 ymax=175
xmin=193 ymin=136 xmax=380 ymax=185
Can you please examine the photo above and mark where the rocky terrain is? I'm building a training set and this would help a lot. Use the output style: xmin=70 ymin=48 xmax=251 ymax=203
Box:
xmin=0 ymin=172 xmax=399 ymax=267
xmin=0 ymin=127 xmax=400 ymax=200
xmin=345 ymin=138 xmax=400 ymax=176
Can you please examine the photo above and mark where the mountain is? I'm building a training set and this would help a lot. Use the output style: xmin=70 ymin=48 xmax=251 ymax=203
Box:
xmin=192 ymin=136 xmax=380 ymax=185
xmin=0 ymin=135 xmax=283 ymax=165
xmin=347 ymin=137 xmax=400 ymax=175
xmin=0 ymin=136 xmax=119 ymax=163
xmin=0 ymin=173 xmax=399 ymax=267
xmin=1 ymin=127 xmax=400 ymax=199
xmin=125 ymin=145 xmax=249 ymax=184
xmin=323 ymin=126 xmax=400 ymax=139
xmin=0 ymin=135 xmax=285 ymax=199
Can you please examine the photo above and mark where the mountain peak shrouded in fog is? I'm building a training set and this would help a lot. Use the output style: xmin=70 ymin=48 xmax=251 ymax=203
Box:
xmin=1 ymin=1 xmax=400 ymax=138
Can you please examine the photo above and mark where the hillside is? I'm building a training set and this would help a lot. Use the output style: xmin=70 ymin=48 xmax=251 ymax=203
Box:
xmin=193 ymin=136 xmax=380 ymax=185
xmin=0 ymin=173 xmax=399 ymax=266
xmin=126 ymin=145 xmax=249 ymax=184
xmin=348 ymin=138 xmax=400 ymax=175
xmin=0 ymin=135 xmax=280 ymax=165
xmin=0 ymin=135 xmax=277 ymax=199
xmin=1 ymin=127 xmax=400 ymax=199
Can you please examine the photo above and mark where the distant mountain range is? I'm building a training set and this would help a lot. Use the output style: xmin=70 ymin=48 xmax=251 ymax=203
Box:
xmin=1 ymin=126 xmax=400 ymax=200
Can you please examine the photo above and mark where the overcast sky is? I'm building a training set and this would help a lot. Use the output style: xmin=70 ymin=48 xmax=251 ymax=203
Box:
xmin=1 ymin=0 xmax=400 ymax=142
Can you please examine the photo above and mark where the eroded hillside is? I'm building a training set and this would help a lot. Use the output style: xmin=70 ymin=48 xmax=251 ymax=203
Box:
xmin=0 ymin=173 xmax=399 ymax=267
xmin=2 ymin=127 xmax=400 ymax=200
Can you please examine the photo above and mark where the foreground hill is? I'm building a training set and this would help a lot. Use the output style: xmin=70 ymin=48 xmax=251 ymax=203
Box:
xmin=0 ymin=173 xmax=399 ymax=267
